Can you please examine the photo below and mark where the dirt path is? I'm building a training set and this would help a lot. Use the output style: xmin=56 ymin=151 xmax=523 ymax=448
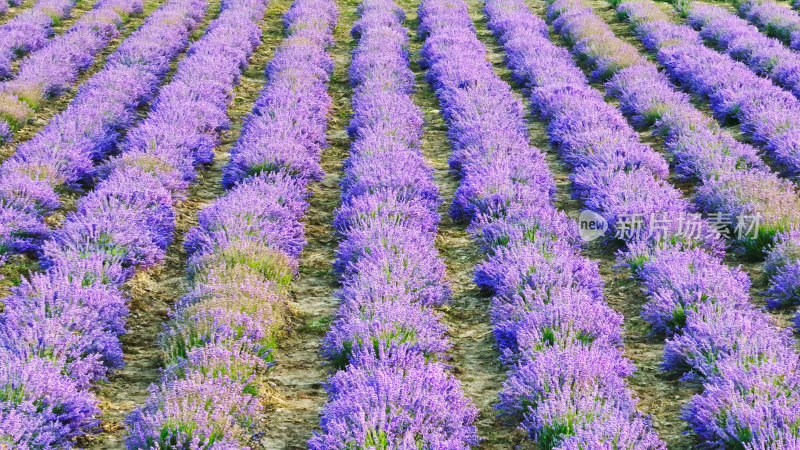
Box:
xmin=254 ymin=0 xmax=356 ymax=447
xmin=1 ymin=0 xmax=98 ymax=56
xmin=81 ymin=0 xmax=295 ymax=446
xmin=393 ymin=0 xmax=532 ymax=447
xmin=0 ymin=0 xmax=171 ymax=296
xmin=0 ymin=0 xmax=197 ymax=304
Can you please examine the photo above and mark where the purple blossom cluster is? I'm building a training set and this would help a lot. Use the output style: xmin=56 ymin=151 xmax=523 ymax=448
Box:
xmin=531 ymin=1 xmax=722 ymax=252
xmin=614 ymin=0 xmax=800 ymax=335
xmin=0 ymin=0 xmax=144 ymax=143
xmin=687 ymin=2 xmax=800 ymax=98
xmin=310 ymin=0 xmax=480 ymax=446
xmin=126 ymin=0 xmax=339 ymax=446
xmin=0 ymin=0 xmax=80 ymax=78
xmin=540 ymin=0 xmax=800 ymax=446
xmin=735 ymin=0 xmax=800 ymax=50
xmin=221 ymin=0 xmax=337 ymax=188
xmin=615 ymin=0 xmax=800 ymax=181
xmin=418 ymin=0 xmax=664 ymax=446
xmin=0 ymin=0 xmax=207 ymax=264
xmin=551 ymin=0 xmax=646 ymax=80
xmin=0 ymin=0 xmax=275 ymax=444
xmin=765 ymin=227 xmax=800 ymax=308
xmin=0 ymin=352 xmax=101 ymax=447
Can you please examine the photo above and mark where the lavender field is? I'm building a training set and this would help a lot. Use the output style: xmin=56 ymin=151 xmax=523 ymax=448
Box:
xmin=1 ymin=0 xmax=800 ymax=446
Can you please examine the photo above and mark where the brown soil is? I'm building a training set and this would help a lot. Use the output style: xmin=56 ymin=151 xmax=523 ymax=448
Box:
xmin=0 ymin=0 xmax=93 ymax=35
xmin=2 ymin=0 xmax=789 ymax=447
xmin=581 ymin=0 xmax=799 ymax=334
xmin=0 ymin=0 xmax=34 ymax=25
xmin=0 ymin=0 xmax=171 ymax=299
xmin=253 ymin=0 xmax=356 ymax=447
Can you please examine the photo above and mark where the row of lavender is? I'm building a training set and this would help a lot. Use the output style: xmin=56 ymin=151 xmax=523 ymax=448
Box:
xmin=556 ymin=0 xmax=800 ymax=306
xmin=553 ymin=0 xmax=800 ymax=444
xmin=126 ymin=0 xmax=339 ymax=444
xmin=623 ymin=1 xmax=800 ymax=184
xmin=617 ymin=2 xmax=800 ymax=186
xmin=309 ymin=0 xmax=479 ymax=446
xmin=0 ymin=0 xmax=143 ymax=143
xmin=682 ymin=2 xmax=800 ymax=99
xmin=422 ymin=0 xmax=664 ymax=445
xmin=493 ymin=0 xmax=800 ymax=445
xmin=0 ymin=0 xmax=205 ymax=268
xmin=0 ymin=0 xmax=81 ymax=78
xmin=726 ymin=0 xmax=800 ymax=50
xmin=0 ymin=0 xmax=281 ymax=444
xmin=0 ymin=0 xmax=23 ymax=16
xmin=611 ymin=0 xmax=800 ymax=325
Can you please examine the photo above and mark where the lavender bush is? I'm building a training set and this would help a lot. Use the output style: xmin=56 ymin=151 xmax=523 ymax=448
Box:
xmin=686 ymin=2 xmax=800 ymax=98
xmin=0 ymin=0 xmax=80 ymax=78
xmin=0 ymin=0 xmax=274 ymax=444
xmin=0 ymin=0 xmax=208 ymax=265
xmin=615 ymin=0 xmax=800 ymax=181
xmin=312 ymin=347 xmax=479 ymax=449
xmin=310 ymin=0 xmax=480 ymax=445
xmin=734 ymin=0 xmax=800 ymax=50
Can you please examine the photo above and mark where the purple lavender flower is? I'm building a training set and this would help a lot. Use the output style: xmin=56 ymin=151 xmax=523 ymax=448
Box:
xmin=340 ymin=149 xmax=440 ymax=209
xmin=617 ymin=0 xmax=800 ymax=180
xmin=765 ymin=227 xmax=800 ymax=308
xmin=428 ymin=0 xmax=664 ymax=445
xmin=0 ymin=0 xmax=210 ymax=262
xmin=310 ymin=347 xmax=479 ymax=448
xmin=634 ymin=246 xmax=752 ymax=333
xmin=471 ymin=203 xmax=583 ymax=253
xmin=0 ymin=353 xmax=100 ymax=448
xmin=0 ymin=0 xmax=143 ymax=141
xmin=662 ymin=300 xmax=792 ymax=380
xmin=1 ymin=269 xmax=128 ymax=386
xmin=474 ymin=239 xmax=604 ymax=299
xmin=322 ymin=295 xmax=451 ymax=367
xmin=682 ymin=351 xmax=800 ymax=448
xmin=488 ymin=0 xmax=800 ymax=445
xmin=333 ymin=189 xmax=441 ymax=234
xmin=126 ymin=370 xmax=261 ymax=449
xmin=736 ymin=0 xmax=800 ymax=50
xmin=497 ymin=345 xmax=654 ymax=448
xmin=492 ymin=285 xmax=624 ymax=358
xmin=312 ymin=0 xmax=480 ymax=445
xmin=336 ymin=229 xmax=451 ymax=307
xmin=184 ymin=180 xmax=306 ymax=261
xmin=451 ymin=150 xmax=555 ymax=221
xmin=687 ymin=2 xmax=800 ymax=98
